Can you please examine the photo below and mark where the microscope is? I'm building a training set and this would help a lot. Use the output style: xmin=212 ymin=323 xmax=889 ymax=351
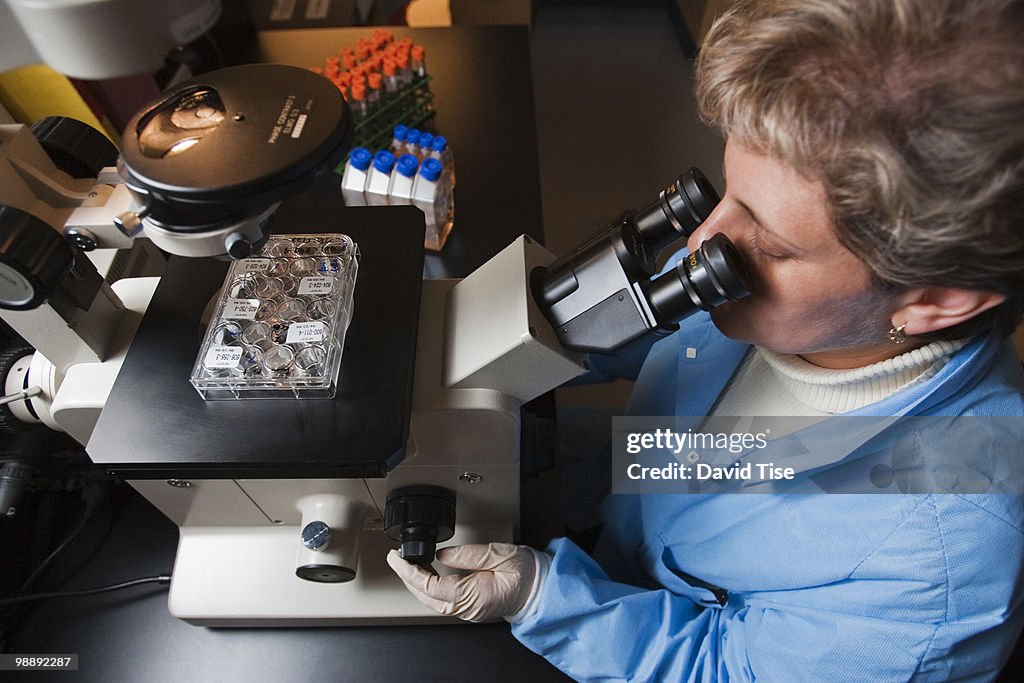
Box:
xmin=1 ymin=4 xmax=750 ymax=625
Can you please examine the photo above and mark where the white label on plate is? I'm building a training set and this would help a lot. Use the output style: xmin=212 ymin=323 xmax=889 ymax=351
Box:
xmin=204 ymin=345 xmax=244 ymax=369
xmin=298 ymin=276 xmax=334 ymax=296
xmin=240 ymin=258 xmax=271 ymax=273
xmin=286 ymin=321 xmax=326 ymax=344
xmin=223 ymin=298 xmax=260 ymax=319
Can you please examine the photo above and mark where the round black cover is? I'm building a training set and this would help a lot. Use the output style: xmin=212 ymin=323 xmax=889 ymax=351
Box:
xmin=118 ymin=64 xmax=351 ymax=228
xmin=30 ymin=116 xmax=119 ymax=179
xmin=0 ymin=206 xmax=75 ymax=310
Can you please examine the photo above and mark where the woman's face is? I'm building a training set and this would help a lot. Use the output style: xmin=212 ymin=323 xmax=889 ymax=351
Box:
xmin=687 ymin=140 xmax=905 ymax=368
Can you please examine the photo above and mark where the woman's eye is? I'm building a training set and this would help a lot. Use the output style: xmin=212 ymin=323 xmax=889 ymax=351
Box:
xmin=749 ymin=234 xmax=787 ymax=261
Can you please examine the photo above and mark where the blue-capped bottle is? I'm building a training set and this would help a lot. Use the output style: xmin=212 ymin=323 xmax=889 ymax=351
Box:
xmin=412 ymin=157 xmax=453 ymax=250
xmin=429 ymin=135 xmax=455 ymax=187
xmin=417 ymin=133 xmax=434 ymax=160
xmin=403 ymin=128 xmax=422 ymax=157
xmin=389 ymin=125 xmax=408 ymax=154
xmin=388 ymin=154 xmax=419 ymax=205
xmin=366 ymin=150 xmax=396 ymax=206
xmin=340 ymin=147 xmax=372 ymax=206
xmin=428 ymin=135 xmax=448 ymax=161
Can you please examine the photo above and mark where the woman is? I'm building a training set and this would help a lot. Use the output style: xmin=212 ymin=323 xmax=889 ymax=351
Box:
xmin=389 ymin=0 xmax=1024 ymax=679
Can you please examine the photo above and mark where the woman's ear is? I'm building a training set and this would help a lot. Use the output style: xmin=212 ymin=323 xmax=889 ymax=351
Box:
xmin=892 ymin=288 xmax=1006 ymax=336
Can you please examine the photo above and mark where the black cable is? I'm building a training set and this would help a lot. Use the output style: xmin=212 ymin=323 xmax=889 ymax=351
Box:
xmin=14 ymin=510 xmax=91 ymax=597
xmin=0 ymin=574 xmax=171 ymax=608
xmin=0 ymin=478 xmax=114 ymax=654
xmin=15 ymin=478 xmax=109 ymax=597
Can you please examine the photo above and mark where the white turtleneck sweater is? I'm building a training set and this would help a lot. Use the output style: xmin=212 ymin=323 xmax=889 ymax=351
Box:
xmin=710 ymin=339 xmax=968 ymax=418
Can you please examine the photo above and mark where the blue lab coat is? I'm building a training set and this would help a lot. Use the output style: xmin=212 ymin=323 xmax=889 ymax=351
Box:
xmin=512 ymin=313 xmax=1024 ymax=681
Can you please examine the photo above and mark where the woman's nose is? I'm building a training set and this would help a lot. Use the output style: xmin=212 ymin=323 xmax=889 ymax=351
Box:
xmin=686 ymin=195 xmax=752 ymax=255
xmin=688 ymin=200 xmax=729 ymax=253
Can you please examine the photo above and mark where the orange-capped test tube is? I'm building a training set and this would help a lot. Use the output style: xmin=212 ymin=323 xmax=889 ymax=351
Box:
xmin=395 ymin=50 xmax=412 ymax=85
xmin=383 ymin=58 xmax=399 ymax=98
xmin=350 ymin=84 xmax=368 ymax=118
xmin=325 ymin=57 xmax=341 ymax=79
xmin=366 ymin=72 xmax=382 ymax=112
xmin=410 ymin=45 xmax=426 ymax=78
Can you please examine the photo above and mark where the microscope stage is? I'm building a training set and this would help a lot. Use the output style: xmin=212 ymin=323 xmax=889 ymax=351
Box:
xmin=87 ymin=205 xmax=425 ymax=479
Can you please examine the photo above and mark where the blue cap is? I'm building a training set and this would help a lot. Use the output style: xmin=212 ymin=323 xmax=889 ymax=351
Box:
xmin=396 ymin=154 xmax=419 ymax=178
xmin=405 ymin=128 xmax=421 ymax=145
xmin=419 ymin=157 xmax=443 ymax=182
xmin=373 ymin=150 xmax=396 ymax=173
xmin=393 ymin=124 xmax=408 ymax=141
xmin=419 ymin=132 xmax=434 ymax=151
xmin=431 ymin=136 xmax=448 ymax=153
xmin=349 ymin=147 xmax=372 ymax=171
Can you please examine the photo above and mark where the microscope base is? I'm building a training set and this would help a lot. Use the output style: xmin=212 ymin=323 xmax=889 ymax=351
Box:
xmin=123 ymin=237 xmax=585 ymax=626
xmin=165 ymin=523 xmax=512 ymax=626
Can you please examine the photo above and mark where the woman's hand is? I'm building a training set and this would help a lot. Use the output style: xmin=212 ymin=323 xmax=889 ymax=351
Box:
xmin=387 ymin=543 xmax=547 ymax=622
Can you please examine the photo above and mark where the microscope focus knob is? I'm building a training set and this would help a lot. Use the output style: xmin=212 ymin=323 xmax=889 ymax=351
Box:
xmin=64 ymin=227 xmax=99 ymax=252
xmin=301 ymin=520 xmax=331 ymax=551
xmin=385 ymin=485 xmax=456 ymax=566
xmin=225 ymin=232 xmax=253 ymax=259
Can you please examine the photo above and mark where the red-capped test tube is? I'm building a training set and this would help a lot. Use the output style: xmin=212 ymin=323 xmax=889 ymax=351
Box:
xmin=383 ymin=59 xmax=399 ymax=98
xmin=367 ymin=72 xmax=382 ymax=113
xmin=410 ymin=45 xmax=426 ymax=79
xmin=350 ymin=84 xmax=368 ymax=119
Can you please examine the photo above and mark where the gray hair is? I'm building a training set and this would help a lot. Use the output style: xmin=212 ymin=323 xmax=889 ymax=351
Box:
xmin=696 ymin=0 xmax=1024 ymax=339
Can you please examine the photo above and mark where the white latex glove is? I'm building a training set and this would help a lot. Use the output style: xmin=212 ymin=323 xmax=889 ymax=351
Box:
xmin=387 ymin=543 xmax=548 ymax=623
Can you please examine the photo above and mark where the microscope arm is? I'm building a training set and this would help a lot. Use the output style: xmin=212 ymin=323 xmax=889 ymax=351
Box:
xmin=443 ymin=235 xmax=590 ymax=404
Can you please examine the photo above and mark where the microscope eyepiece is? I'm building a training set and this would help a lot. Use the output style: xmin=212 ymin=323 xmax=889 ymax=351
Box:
xmin=532 ymin=166 xmax=752 ymax=353
xmin=646 ymin=233 xmax=752 ymax=325
xmin=634 ymin=167 xmax=720 ymax=254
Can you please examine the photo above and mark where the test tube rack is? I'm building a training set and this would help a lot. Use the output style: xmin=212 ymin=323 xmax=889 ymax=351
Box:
xmin=350 ymin=73 xmax=435 ymax=154
xmin=308 ymin=30 xmax=437 ymax=173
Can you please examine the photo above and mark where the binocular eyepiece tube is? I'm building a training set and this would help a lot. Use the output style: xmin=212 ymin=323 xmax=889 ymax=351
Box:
xmin=532 ymin=167 xmax=753 ymax=354
xmin=634 ymin=168 xmax=721 ymax=255
xmin=645 ymin=233 xmax=751 ymax=324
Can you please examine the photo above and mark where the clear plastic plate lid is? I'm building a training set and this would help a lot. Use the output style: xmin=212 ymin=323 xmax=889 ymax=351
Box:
xmin=189 ymin=234 xmax=359 ymax=399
